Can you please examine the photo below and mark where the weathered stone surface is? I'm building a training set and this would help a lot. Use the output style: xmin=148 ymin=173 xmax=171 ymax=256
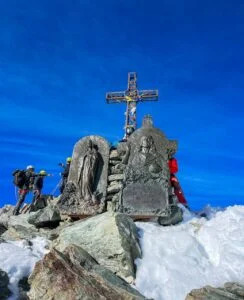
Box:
xmin=2 ymin=225 xmax=38 ymax=241
xmin=2 ymin=213 xmax=39 ymax=241
xmin=58 ymin=135 xmax=110 ymax=216
xmin=109 ymin=150 xmax=120 ymax=160
xmin=0 ymin=269 xmax=11 ymax=300
xmin=109 ymin=160 xmax=121 ymax=166
xmin=186 ymin=282 xmax=244 ymax=300
xmin=28 ymin=245 xmax=145 ymax=300
xmin=116 ymin=116 xmax=178 ymax=219
xmin=107 ymin=182 xmax=123 ymax=194
xmin=0 ymin=205 xmax=15 ymax=227
xmin=108 ymin=174 xmax=124 ymax=182
xmin=110 ymin=166 xmax=125 ymax=175
xmin=28 ymin=205 xmax=61 ymax=228
xmin=53 ymin=212 xmax=141 ymax=282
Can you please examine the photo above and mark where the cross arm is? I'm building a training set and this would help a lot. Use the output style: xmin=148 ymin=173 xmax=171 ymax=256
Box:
xmin=106 ymin=91 xmax=127 ymax=104
xmin=138 ymin=89 xmax=159 ymax=102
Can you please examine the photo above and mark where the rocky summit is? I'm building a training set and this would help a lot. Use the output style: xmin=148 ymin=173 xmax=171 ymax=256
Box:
xmin=0 ymin=203 xmax=144 ymax=299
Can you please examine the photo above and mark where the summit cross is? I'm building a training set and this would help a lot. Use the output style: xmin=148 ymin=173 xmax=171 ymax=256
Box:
xmin=106 ymin=72 xmax=159 ymax=138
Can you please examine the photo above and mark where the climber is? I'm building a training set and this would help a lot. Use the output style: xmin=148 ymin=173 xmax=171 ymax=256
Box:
xmin=12 ymin=165 xmax=35 ymax=215
xmin=29 ymin=170 xmax=50 ymax=211
xmin=59 ymin=157 xmax=72 ymax=193
xmin=168 ymin=156 xmax=188 ymax=207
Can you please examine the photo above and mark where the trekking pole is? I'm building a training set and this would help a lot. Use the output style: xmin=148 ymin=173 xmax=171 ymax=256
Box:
xmin=50 ymin=179 xmax=62 ymax=196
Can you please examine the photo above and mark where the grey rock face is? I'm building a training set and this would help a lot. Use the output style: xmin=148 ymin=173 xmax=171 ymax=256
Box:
xmin=58 ymin=136 xmax=110 ymax=216
xmin=0 ymin=269 xmax=11 ymax=300
xmin=186 ymin=282 xmax=244 ymax=300
xmin=28 ymin=245 xmax=145 ymax=300
xmin=53 ymin=212 xmax=141 ymax=282
xmin=28 ymin=206 xmax=61 ymax=228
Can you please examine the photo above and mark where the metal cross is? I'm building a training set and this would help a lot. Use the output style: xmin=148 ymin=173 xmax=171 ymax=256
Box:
xmin=106 ymin=72 xmax=159 ymax=138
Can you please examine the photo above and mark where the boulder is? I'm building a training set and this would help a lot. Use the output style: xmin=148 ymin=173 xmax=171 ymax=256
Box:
xmin=53 ymin=212 xmax=141 ymax=282
xmin=2 ymin=213 xmax=39 ymax=241
xmin=0 ymin=205 xmax=15 ymax=227
xmin=28 ymin=245 xmax=145 ymax=300
xmin=0 ymin=269 xmax=11 ymax=300
xmin=186 ymin=282 xmax=244 ymax=300
xmin=28 ymin=205 xmax=61 ymax=228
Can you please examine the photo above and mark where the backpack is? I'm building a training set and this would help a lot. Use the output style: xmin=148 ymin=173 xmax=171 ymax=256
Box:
xmin=12 ymin=170 xmax=27 ymax=188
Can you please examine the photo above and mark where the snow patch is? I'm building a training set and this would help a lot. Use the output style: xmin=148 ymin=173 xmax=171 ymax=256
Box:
xmin=0 ymin=237 xmax=49 ymax=300
xmin=135 ymin=205 xmax=244 ymax=300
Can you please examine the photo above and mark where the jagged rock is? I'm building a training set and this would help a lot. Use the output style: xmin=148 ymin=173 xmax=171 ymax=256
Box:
xmin=0 ymin=269 xmax=11 ymax=299
xmin=28 ymin=205 xmax=61 ymax=228
xmin=28 ymin=245 xmax=145 ymax=300
xmin=108 ymin=174 xmax=124 ymax=182
xmin=53 ymin=212 xmax=141 ymax=282
xmin=186 ymin=282 xmax=244 ymax=300
xmin=107 ymin=182 xmax=123 ymax=194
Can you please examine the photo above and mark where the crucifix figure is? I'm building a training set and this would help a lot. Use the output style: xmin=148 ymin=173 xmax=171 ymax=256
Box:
xmin=106 ymin=72 xmax=159 ymax=139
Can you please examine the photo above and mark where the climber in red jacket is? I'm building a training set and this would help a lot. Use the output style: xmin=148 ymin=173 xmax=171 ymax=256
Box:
xmin=168 ymin=156 xmax=188 ymax=207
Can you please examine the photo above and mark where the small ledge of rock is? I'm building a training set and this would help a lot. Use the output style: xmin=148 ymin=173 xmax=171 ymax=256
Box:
xmin=186 ymin=282 xmax=244 ymax=300
xmin=108 ymin=174 xmax=124 ymax=182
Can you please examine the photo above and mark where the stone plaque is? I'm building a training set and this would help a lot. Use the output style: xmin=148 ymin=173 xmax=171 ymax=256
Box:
xmin=120 ymin=115 xmax=178 ymax=217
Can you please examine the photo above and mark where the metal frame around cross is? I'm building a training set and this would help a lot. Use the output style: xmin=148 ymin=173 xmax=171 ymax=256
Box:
xmin=106 ymin=72 xmax=159 ymax=139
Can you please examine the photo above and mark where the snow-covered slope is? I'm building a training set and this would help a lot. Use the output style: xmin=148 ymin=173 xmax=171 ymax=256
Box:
xmin=135 ymin=205 xmax=244 ymax=300
xmin=0 ymin=237 xmax=49 ymax=300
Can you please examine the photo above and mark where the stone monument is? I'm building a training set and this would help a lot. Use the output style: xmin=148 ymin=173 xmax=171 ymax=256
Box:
xmin=107 ymin=115 xmax=179 ymax=220
xmin=58 ymin=136 xmax=110 ymax=217
xmin=58 ymin=116 xmax=182 ymax=225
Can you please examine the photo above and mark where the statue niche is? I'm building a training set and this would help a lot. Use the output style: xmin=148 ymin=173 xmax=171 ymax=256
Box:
xmin=58 ymin=135 xmax=110 ymax=217
xmin=78 ymin=140 xmax=99 ymax=203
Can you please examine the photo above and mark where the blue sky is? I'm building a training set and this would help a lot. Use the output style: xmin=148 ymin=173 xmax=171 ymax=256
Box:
xmin=0 ymin=0 xmax=243 ymax=210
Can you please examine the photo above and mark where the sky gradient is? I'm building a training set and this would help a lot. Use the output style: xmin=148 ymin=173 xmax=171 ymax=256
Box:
xmin=0 ymin=0 xmax=244 ymax=210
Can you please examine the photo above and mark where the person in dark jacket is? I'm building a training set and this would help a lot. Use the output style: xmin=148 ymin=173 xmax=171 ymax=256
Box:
xmin=59 ymin=157 xmax=72 ymax=193
xmin=13 ymin=165 xmax=35 ymax=215
xmin=30 ymin=170 xmax=48 ymax=209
